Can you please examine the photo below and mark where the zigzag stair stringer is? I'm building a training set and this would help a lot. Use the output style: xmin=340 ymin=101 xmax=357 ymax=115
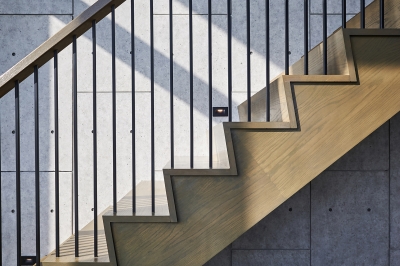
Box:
xmin=101 ymin=29 xmax=400 ymax=265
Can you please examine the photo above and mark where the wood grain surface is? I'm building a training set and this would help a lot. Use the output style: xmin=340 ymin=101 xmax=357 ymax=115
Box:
xmin=103 ymin=30 xmax=400 ymax=265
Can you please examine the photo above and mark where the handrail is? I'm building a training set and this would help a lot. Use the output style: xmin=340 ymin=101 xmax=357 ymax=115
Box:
xmin=0 ymin=0 xmax=126 ymax=98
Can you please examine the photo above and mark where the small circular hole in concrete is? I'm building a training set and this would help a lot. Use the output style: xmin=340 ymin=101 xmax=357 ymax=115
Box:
xmin=289 ymin=208 xmax=292 ymax=212
xmin=368 ymin=208 xmax=371 ymax=212
xmin=329 ymin=208 xmax=332 ymax=212
xmin=12 ymin=53 xmax=15 ymax=56
xmin=11 ymin=209 xmax=15 ymax=213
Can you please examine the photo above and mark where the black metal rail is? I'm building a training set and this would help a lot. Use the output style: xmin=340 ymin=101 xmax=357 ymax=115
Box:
xmin=150 ymin=0 xmax=155 ymax=213
xmin=112 ymin=5 xmax=117 ymax=214
xmin=208 ymin=0 xmax=213 ymax=169
xmin=247 ymin=0 xmax=251 ymax=121
xmin=92 ymin=19 xmax=98 ymax=257
xmin=54 ymin=50 xmax=60 ymax=258
xmin=72 ymin=34 xmax=79 ymax=257
xmin=34 ymin=65 xmax=41 ymax=265
xmin=15 ymin=80 xmax=21 ymax=266
xmin=323 ymin=0 xmax=328 ymax=75
xmin=131 ymin=0 xmax=137 ymax=213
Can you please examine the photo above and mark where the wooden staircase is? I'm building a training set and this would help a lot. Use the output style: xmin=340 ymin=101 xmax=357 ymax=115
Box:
xmin=40 ymin=0 xmax=400 ymax=265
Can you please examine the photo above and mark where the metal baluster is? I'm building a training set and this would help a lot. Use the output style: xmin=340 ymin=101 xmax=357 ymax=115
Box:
xmin=189 ymin=0 xmax=194 ymax=168
xmin=54 ymin=50 xmax=60 ymax=258
xmin=92 ymin=20 xmax=98 ymax=257
xmin=111 ymin=5 xmax=117 ymax=213
xmin=132 ymin=0 xmax=137 ymax=211
xmin=380 ymin=0 xmax=384 ymax=29
xmin=72 ymin=35 xmax=79 ymax=257
xmin=15 ymin=80 xmax=21 ymax=266
xmin=208 ymin=0 xmax=213 ymax=168
xmin=266 ymin=0 xmax=270 ymax=121
xmin=150 ymin=0 xmax=155 ymax=213
xmin=342 ymin=0 xmax=347 ymax=28
xmin=169 ymin=0 xmax=174 ymax=169
xmin=0 ymin=90 xmax=2 ymax=265
xmin=360 ymin=0 xmax=365 ymax=28
xmin=247 ymin=0 xmax=251 ymax=121
xmin=228 ymin=0 xmax=232 ymax=122
xmin=323 ymin=0 xmax=327 ymax=75
xmin=285 ymin=0 xmax=289 ymax=75
xmin=34 ymin=65 xmax=41 ymax=265
xmin=304 ymin=0 xmax=308 ymax=75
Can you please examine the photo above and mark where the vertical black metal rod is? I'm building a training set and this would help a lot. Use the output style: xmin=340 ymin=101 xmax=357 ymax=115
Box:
xmin=208 ymin=0 xmax=213 ymax=169
xmin=189 ymin=0 xmax=194 ymax=168
xmin=342 ymin=0 xmax=347 ymax=28
xmin=380 ymin=0 xmax=384 ymax=29
xmin=227 ymin=0 xmax=232 ymax=122
xmin=92 ymin=20 xmax=98 ymax=257
xmin=34 ymin=65 xmax=41 ymax=265
xmin=15 ymin=80 xmax=21 ymax=266
xmin=360 ymin=0 xmax=365 ymax=28
xmin=246 ymin=0 xmax=251 ymax=122
xmin=150 ymin=0 xmax=155 ymax=213
xmin=169 ymin=0 xmax=174 ymax=169
xmin=54 ymin=50 xmax=60 ymax=258
xmin=0 ymin=90 xmax=2 ymax=265
xmin=131 ymin=0 xmax=136 ymax=212
xmin=304 ymin=0 xmax=308 ymax=75
xmin=323 ymin=0 xmax=327 ymax=75
xmin=111 ymin=5 xmax=117 ymax=213
xmin=72 ymin=35 xmax=79 ymax=258
xmin=266 ymin=0 xmax=270 ymax=121
xmin=285 ymin=0 xmax=289 ymax=75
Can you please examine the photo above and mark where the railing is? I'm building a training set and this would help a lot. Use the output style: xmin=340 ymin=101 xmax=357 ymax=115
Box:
xmin=0 ymin=0 xmax=387 ymax=265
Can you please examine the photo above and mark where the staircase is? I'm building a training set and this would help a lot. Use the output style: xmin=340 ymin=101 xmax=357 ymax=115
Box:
xmin=1 ymin=0 xmax=400 ymax=265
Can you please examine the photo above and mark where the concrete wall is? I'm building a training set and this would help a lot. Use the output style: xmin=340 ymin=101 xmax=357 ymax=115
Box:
xmin=206 ymin=114 xmax=399 ymax=265
xmin=0 ymin=0 xmax=378 ymax=265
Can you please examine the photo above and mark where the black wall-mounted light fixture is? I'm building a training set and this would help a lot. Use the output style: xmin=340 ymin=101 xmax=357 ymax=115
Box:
xmin=21 ymin=256 xmax=36 ymax=265
xmin=213 ymin=107 xmax=229 ymax=117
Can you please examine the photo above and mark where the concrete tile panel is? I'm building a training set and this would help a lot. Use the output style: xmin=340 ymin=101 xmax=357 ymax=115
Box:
xmin=154 ymin=0 xmax=227 ymax=15
xmin=233 ymin=184 xmax=310 ymax=249
xmin=311 ymin=171 xmax=389 ymax=266
xmin=204 ymin=244 xmax=232 ymax=266
xmin=232 ymin=250 xmax=310 ymax=266
xmin=0 ymin=15 xmax=65 ymax=75
xmin=390 ymin=113 xmax=400 ymax=249
xmin=0 ymin=0 xmax=72 ymax=15
xmin=390 ymin=250 xmax=400 ymax=266
xmin=1 ymin=91 xmax=16 ymax=172
xmin=310 ymin=0 xmax=374 ymax=14
xmin=74 ymin=0 xmax=96 ymax=17
xmin=0 ymin=15 xmax=72 ymax=172
xmin=232 ymin=0 xmax=304 ymax=92
xmin=310 ymin=14 xmax=342 ymax=49
xmin=1 ymin=172 xmax=17 ymax=266
xmin=328 ymin=121 xmax=389 ymax=171
xmin=75 ymin=0 xmax=140 ymax=93
xmin=77 ymin=92 xmax=135 ymax=228
xmin=1 ymin=172 xmax=72 ymax=266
